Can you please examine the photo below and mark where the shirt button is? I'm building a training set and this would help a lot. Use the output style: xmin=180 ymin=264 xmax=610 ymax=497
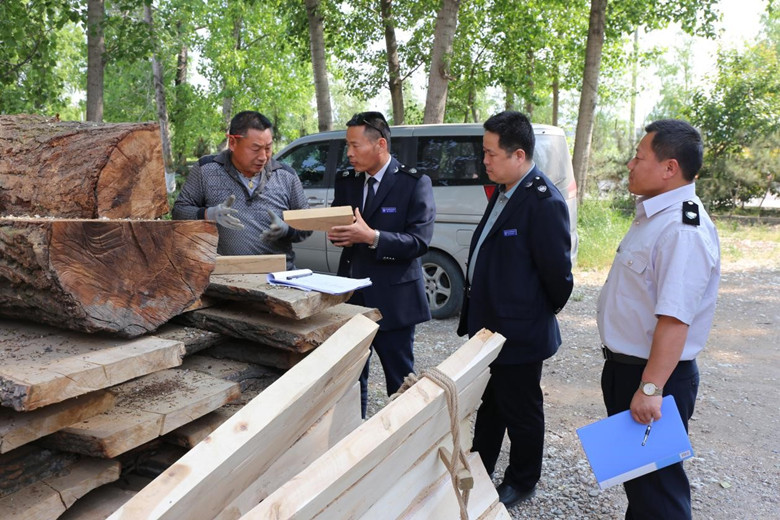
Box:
xmin=628 ymin=260 xmax=633 ymax=266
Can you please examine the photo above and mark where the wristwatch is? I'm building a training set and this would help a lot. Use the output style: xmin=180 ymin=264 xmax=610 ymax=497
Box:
xmin=369 ymin=230 xmax=380 ymax=249
xmin=639 ymin=381 xmax=663 ymax=396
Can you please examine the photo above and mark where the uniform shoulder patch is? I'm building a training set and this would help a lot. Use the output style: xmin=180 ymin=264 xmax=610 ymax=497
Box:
xmin=198 ymin=154 xmax=217 ymax=166
xmin=399 ymin=165 xmax=422 ymax=179
xmin=682 ymin=200 xmax=700 ymax=226
xmin=528 ymin=176 xmax=552 ymax=199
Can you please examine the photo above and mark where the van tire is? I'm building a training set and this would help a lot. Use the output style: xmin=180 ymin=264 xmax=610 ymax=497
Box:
xmin=422 ymin=251 xmax=464 ymax=320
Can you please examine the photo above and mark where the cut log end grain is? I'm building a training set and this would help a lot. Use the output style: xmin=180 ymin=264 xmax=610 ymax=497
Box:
xmin=0 ymin=218 xmax=218 ymax=337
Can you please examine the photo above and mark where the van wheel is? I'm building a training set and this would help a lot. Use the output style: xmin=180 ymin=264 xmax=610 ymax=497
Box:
xmin=422 ymin=251 xmax=464 ymax=320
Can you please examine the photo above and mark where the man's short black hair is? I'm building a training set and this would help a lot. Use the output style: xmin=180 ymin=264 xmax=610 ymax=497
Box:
xmin=483 ymin=110 xmax=535 ymax=159
xmin=644 ymin=119 xmax=703 ymax=182
xmin=346 ymin=111 xmax=391 ymax=143
xmin=229 ymin=110 xmax=273 ymax=136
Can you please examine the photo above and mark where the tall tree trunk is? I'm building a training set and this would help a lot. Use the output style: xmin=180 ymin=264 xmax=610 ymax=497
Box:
xmin=525 ymin=49 xmax=534 ymax=119
xmin=423 ymin=0 xmax=461 ymax=124
xmin=505 ymin=87 xmax=515 ymax=111
xmin=381 ymin=0 xmax=404 ymax=125
xmin=86 ymin=0 xmax=105 ymax=122
xmin=572 ymin=0 xmax=607 ymax=204
xmin=552 ymin=66 xmax=560 ymax=127
xmin=305 ymin=0 xmax=333 ymax=132
xmin=223 ymin=17 xmax=242 ymax=130
xmin=144 ymin=4 xmax=174 ymax=176
xmin=176 ymin=23 xmax=188 ymax=87
xmin=628 ymin=28 xmax=639 ymax=147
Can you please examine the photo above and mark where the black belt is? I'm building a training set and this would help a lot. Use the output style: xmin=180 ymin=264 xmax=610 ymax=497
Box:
xmin=602 ymin=346 xmax=647 ymax=366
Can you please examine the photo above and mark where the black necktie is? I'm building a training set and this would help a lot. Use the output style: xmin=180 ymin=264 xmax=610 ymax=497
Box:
xmin=364 ymin=176 xmax=377 ymax=213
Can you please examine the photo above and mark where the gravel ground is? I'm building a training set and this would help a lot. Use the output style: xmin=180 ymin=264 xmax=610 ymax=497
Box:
xmin=364 ymin=230 xmax=780 ymax=519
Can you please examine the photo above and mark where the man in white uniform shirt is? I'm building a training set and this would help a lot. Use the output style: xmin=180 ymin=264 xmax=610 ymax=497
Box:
xmin=597 ymin=119 xmax=720 ymax=519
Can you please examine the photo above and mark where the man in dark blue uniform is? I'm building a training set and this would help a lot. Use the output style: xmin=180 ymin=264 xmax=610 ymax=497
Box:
xmin=328 ymin=111 xmax=436 ymax=418
xmin=458 ymin=111 xmax=573 ymax=508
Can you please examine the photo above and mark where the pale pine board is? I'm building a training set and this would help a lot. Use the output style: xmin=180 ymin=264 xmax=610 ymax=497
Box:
xmin=241 ymin=329 xmax=504 ymax=519
xmin=212 ymin=255 xmax=286 ymax=275
xmin=215 ymin=382 xmax=362 ymax=520
xmin=42 ymin=368 xmax=240 ymax=458
xmin=205 ymin=275 xmax=354 ymax=320
xmin=108 ymin=314 xmax=377 ymax=520
xmin=0 ymin=319 xmax=184 ymax=411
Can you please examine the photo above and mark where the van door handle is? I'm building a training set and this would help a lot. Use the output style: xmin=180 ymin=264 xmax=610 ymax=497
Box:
xmin=307 ymin=197 xmax=326 ymax=206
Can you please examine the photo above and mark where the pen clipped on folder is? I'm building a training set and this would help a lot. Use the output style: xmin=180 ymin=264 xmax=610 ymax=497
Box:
xmin=641 ymin=417 xmax=653 ymax=446
xmin=288 ymin=272 xmax=313 ymax=280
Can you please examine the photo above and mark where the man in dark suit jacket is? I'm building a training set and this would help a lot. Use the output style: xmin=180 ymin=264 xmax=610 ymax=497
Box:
xmin=458 ymin=111 xmax=573 ymax=508
xmin=328 ymin=111 xmax=436 ymax=418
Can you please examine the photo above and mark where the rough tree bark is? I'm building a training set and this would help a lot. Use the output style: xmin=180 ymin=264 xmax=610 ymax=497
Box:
xmin=0 ymin=115 xmax=169 ymax=219
xmin=571 ymin=0 xmax=607 ymax=204
xmin=423 ymin=0 xmax=461 ymax=124
xmin=0 ymin=218 xmax=218 ymax=337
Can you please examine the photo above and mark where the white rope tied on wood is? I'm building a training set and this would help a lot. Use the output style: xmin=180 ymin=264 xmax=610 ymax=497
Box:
xmin=391 ymin=368 xmax=473 ymax=520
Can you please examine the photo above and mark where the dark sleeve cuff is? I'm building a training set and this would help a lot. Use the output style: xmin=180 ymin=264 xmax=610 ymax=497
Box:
xmin=197 ymin=207 xmax=207 ymax=220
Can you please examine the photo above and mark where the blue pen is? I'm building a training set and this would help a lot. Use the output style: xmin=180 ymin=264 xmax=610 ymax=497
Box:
xmin=641 ymin=417 xmax=654 ymax=446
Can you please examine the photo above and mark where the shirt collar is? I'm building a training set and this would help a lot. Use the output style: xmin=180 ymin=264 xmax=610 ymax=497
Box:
xmin=366 ymin=156 xmax=392 ymax=185
xmin=639 ymin=183 xmax=697 ymax=218
xmin=501 ymin=161 xmax=535 ymax=199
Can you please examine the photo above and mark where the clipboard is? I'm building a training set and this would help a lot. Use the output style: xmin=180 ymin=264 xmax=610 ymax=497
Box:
xmin=267 ymin=269 xmax=371 ymax=295
xmin=577 ymin=395 xmax=694 ymax=489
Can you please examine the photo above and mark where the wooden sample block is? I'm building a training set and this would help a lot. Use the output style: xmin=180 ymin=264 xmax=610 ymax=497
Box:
xmin=282 ymin=206 xmax=354 ymax=231
xmin=212 ymin=255 xmax=286 ymax=275
xmin=0 ymin=458 xmax=120 ymax=520
xmin=108 ymin=314 xmax=378 ymax=520
xmin=0 ymin=320 xmax=185 ymax=411
xmin=176 ymin=302 xmax=381 ymax=352
xmin=0 ymin=218 xmax=217 ymax=337
xmin=41 ymin=368 xmax=240 ymax=458
xmin=206 ymin=275 xmax=353 ymax=320
xmin=0 ymin=391 xmax=115 ymax=454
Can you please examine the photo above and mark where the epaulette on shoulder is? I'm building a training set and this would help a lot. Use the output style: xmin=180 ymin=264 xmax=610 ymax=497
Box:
xmin=398 ymin=164 xmax=422 ymax=179
xmin=337 ymin=168 xmax=360 ymax=181
xmin=526 ymin=175 xmax=552 ymax=199
xmin=682 ymin=200 xmax=700 ymax=226
xmin=198 ymin=154 xmax=218 ymax=166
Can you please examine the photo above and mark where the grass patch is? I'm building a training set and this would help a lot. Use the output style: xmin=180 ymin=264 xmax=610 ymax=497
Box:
xmin=576 ymin=199 xmax=632 ymax=271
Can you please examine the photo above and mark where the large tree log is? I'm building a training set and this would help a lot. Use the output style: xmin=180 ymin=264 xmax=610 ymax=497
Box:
xmin=0 ymin=114 xmax=168 ymax=219
xmin=0 ymin=218 xmax=218 ymax=337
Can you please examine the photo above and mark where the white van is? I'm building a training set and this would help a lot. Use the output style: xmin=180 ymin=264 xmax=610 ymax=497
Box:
xmin=275 ymin=123 xmax=578 ymax=319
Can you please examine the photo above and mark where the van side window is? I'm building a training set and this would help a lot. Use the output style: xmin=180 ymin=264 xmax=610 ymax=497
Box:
xmin=416 ymin=137 xmax=487 ymax=186
xmin=277 ymin=142 xmax=329 ymax=188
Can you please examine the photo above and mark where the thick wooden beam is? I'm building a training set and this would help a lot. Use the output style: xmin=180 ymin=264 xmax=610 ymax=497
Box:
xmin=176 ymin=302 xmax=381 ymax=352
xmin=108 ymin=314 xmax=377 ymax=520
xmin=41 ymin=369 xmax=240 ymax=458
xmin=205 ymin=275 xmax=352 ymax=320
xmin=0 ymin=218 xmax=218 ymax=337
xmin=241 ymin=329 xmax=504 ymax=519
xmin=0 ymin=391 xmax=115 ymax=454
xmin=0 ymin=115 xmax=168 ymax=219
xmin=0 ymin=320 xmax=185 ymax=411
xmin=282 ymin=206 xmax=354 ymax=231
xmin=212 ymin=255 xmax=286 ymax=275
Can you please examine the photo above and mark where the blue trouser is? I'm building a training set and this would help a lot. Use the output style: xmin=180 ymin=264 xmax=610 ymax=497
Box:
xmin=359 ymin=325 xmax=416 ymax=418
xmin=601 ymin=358 xmax=699 ymax=520
xmin=471 ymin=361 xmax=545 ymax=493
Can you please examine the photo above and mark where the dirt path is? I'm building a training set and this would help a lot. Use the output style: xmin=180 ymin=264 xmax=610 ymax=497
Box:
xmin=366 ymin=234 xmax=780 ymax=519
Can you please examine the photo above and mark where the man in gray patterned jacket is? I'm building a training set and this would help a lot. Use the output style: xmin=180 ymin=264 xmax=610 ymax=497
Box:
xmin=173 ymin=111 xmax=311 ymax=269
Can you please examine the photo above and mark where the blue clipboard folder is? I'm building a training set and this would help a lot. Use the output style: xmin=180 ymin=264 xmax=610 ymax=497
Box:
xmin=577 ymin=395 xmax=694 ymax=489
